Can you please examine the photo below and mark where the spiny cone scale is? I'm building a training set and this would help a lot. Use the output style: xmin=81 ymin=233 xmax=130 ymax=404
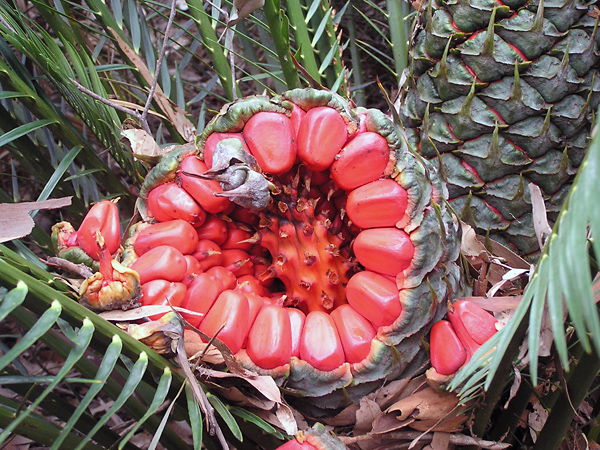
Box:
xmin=65 ymin=89 xmax=461 ymax=407
xmin=400 ymin=0 xmax=600 ymax=258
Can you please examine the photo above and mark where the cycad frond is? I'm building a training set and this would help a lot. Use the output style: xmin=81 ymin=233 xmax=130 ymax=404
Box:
xmin=0 ymin=252 xmax=191 ymax=449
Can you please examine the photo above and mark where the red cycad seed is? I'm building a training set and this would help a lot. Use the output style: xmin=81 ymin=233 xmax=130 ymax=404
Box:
xmin=246 ymin=304 xmax=293 ymax=369
xmin=287 ymin=308 xmax=306 ymax=357
xmin=179 ymin=156 xmax=231 ymax=214
xmin=181 ymin=255 xmax=202 ymax=286
xmin=141 ymin=280 xmax=187 ymax=320
xmin=346 ymin=271 xmax=402 ymax=328
xmin=353 ymin=228 xmax=414 ymax=277
xmin=330 ymin=132 xmax=390 ymax=191
xmin=131 ymin=245 xmax=187 ymax=284
xmin=204 ymin=132 xmax=248 ymax=169
xmin=448 ymin=300 xmax=498 ymax=347
xmin=300 ymin=311 xmax=345 ymax=372
xmin=206 ymin=266 xmax=237 ymax=291
xmin=222 ymin=224 xmax=254 ymax=251
xmin=236 ymin=275 xmax=266 ymax=296
xmin=192 ymin=239 xmax=223 ymax=271
xmin=243 ymin=112 xmax=297 ymax=175
xmin=346 ymin=180 xmax=408 ymax=229
xmin=244 ymin=292 xmax=265 ymax=329
xmin=147 ymin=182 xmax=205 ymax=225
xmin=196 ymin=216 xmax=228 ymax=246
xmin=290 ymin=104 xmax=306 ymax=135
xmin=297 ymin=107 xmax=348 ymax=171
xmin=330 ymin=305 xmax=376 ymax=364
xmin=199 ymin=290 xmax=250 ymax=353
xmin=221 ymin=249 xmax=254 ymax=277
xmin=133 ymin=220 xmax=199 ymax=256
xmin=181 ymin=272 xmax=225 ymax=327
xmin=77 ymin=200 xmax=121 ymax=260
xmin=430 ymin=320 xmax=467 ymax=376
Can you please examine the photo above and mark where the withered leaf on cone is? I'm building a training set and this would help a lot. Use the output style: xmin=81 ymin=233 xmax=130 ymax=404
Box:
xmin=121 ymin=128 xmax=164 ymax=164
xmin=189 ymin=355 xmax=298 ymax=435
xmin=204 ymin=384 xmax=276 ymax=410
xmin=182 ymin=329 xmax=225 ymax=365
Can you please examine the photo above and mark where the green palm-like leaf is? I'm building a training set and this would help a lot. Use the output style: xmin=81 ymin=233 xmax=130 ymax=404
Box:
xmin=0 ymin=257 xmax=194 ymax=449
xmin=0 ymin=280 xmax=192 ymax=448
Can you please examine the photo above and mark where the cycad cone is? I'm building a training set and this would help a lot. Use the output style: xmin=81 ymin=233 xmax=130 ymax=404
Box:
xmin=129 ymin=88 xmax=461 ymax=413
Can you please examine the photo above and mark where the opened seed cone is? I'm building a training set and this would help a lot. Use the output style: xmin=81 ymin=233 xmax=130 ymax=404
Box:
xmin=127 ymin=89 xmax=462 ymax=410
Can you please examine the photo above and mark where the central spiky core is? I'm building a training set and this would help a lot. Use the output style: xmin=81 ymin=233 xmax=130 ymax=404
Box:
xmin=257 ymin=173 xmax=355 ymax=314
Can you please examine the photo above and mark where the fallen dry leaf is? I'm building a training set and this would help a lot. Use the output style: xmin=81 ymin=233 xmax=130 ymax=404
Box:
xmin=528 ymin=397 xmax=549 ymax=443
xmin=322 ymin=403 xmax=360 ymax=427
xmin=461 ymin=222 xmax=488 ymax=258
xmin=354 ymin=398 xmax=383 ymax=434
xmin=386 ymin=387 xmax=467 ymax=433
xmin=229 ymin=0 xmax=264 ymax=26
xmin=505 ymin=367 xmax=522 ymax=408
xmin=374 ymin=378 xmax=413 ymax=409
xmin=427 ymin=431 xmax=450 ymax=450
xmin=0 ymin=197 xmax=72 ymax=243
xmin=529 ymin=183 xmax=552 ymax=250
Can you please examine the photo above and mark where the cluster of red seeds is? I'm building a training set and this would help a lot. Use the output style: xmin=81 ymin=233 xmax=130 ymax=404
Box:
xmin=118 ymin=96 xmax=426 ymax=375
xmin=430 ymin=300 xmax=499 ymax=376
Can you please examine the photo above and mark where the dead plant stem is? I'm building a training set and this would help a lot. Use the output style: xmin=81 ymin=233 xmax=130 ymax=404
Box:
xmin=142 ymin=0 xmax=177 ymax=123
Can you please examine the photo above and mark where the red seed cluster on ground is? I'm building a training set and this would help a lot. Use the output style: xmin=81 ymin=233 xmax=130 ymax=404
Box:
xmin=430 ymin=300 xmax=499 ymax=376
xmin=61 ymin=89 xmax=461 ymax=400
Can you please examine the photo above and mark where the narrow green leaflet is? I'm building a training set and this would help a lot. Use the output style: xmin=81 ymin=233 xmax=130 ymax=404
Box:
xmin=50 ymin=335 xmax=123 ymax=450
xmin=34 ymin=146 xmax=82 ymax=204
xmin=207 ymin=393 xmax=243 ymax=442
xmin=0 ymin=281 xmax=27 ymax=322
xmin=0 ymin=119 xmax=56 ymax=148
xmin=185 ymin=383 xmax=203 ymax=450
xmin=0 ymin=301 xmax=61 ymax=373
xmin=119 ymin=367 xmax=173 ymax=448
xmin=230 ymin=406 xmax=286 ymax=440
xmin=73 ymin=352 xmax=149 ymax=450
xmin=0 ymin=317 xmax=95 ymax=444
